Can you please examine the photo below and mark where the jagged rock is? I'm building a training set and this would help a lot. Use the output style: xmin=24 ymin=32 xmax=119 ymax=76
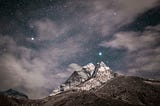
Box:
xmin=50 ymin=61 xmax=115 ymax=96
xmin=76 ymin=61 xmax=114 ymax=90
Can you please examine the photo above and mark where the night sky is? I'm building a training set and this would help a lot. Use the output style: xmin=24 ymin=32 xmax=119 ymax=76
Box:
xmin=0 ymin=0 xmax=160 ymax=98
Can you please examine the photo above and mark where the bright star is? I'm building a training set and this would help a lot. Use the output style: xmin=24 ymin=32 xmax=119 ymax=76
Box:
xmin=98 ymin=52 xmax=102 ymax=56
xmin=31 ymin=37 xmax=34 ymax=40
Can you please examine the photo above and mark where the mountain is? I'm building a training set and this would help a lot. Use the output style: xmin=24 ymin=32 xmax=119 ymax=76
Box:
xmin=43 ymin=76 xmax=160 ymax=106
xmin=0 ymin=89 xmax=43 ymax=106
xmin=0 ymin=61 xmax=160 ymax=106
xmin=50 ymin=61 xmax=116 ymax=96
xmin=0 ymin=89 xmax=28 ymax=99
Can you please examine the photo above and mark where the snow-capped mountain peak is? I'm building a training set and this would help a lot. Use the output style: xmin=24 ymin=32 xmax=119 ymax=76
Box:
xmin=82 ymin=63 xmax=95 ymax=71
xmin=50 ymin=61 xmax=115 ymax=96
xmin=99 ymin=61 xmax=110 ymax=70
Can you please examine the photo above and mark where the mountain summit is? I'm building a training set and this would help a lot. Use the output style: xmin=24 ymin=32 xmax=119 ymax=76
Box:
xmin=50 ymin=61 xmax=116 ymax=96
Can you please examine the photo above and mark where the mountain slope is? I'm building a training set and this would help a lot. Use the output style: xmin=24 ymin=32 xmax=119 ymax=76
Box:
xmin=96 ymin=76 xmax=160 ymax=106
xmin=44 ymin=91 xmax=138 ymax=106
xmin=43 ymin=76 xmax=160 ymax=106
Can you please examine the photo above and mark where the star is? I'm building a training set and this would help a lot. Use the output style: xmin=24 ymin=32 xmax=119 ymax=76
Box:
xmin=31 ymin=37 xmax=35 ymax=40
xmin=98 ymin=52 xmax=102 ymax=56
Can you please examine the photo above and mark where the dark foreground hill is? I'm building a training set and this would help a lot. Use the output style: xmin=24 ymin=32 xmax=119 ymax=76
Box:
xmin=95 ymin=76 xmax=160 ymax=106
xmin=0 ymin=76 xmax=160 ymax=106
xmin=0 ymin=89 xmax=28 ymax=99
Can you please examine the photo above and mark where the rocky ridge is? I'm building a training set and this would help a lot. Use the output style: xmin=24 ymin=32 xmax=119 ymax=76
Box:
xmin=50 ymin=61 xmax=116 ymax=96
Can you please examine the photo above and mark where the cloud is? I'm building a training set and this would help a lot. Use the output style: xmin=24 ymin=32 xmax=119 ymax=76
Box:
xmin=56 ymin=63 xmax=82 ymax=79
xmin=67 ymin=63 xmax=82 ymax=72
xmin=100 ymin=25 xmax=160 ymax=79
xmin=100 ymin=26 xmax=159 ymax=51
xmin=0 ymin=19 xmax=86 ymax=98
xmin=0 ymin=54 xmax=51 ymax=98
xmin=124 ymin=47 xmax=160 ymax=79
xmin=31 ymin=19 xmax=70 ymax=41
xmin=77 ymin=0 xmax=159 ymax=36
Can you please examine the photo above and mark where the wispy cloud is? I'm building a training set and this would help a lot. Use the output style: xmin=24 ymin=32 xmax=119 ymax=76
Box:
xmin=31 ymin=19 xmax=70 ymax=41
xmin=0 ymin=19 xmax=85 ymax=98
xmin=78 ymin=0 xmax=159 ymax=36
xmin=100 ymin=26 xmax=160 ymax=51
xmin=100 ymin=25 xmax=160 ymax=79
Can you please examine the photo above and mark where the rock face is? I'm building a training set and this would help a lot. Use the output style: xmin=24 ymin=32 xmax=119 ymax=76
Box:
xmin=50 ymin=61 xmax=115 ymax=96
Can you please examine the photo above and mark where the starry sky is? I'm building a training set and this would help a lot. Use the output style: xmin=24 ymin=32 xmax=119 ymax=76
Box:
xmin=0 ymin=0 xmax=160 ymax=98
